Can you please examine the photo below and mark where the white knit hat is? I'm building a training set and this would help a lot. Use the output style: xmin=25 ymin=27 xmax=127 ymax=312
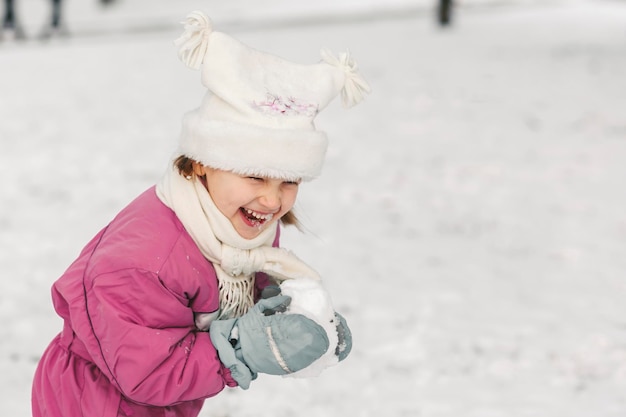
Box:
xmin=174 ymin=11 xmax=370 ymax=181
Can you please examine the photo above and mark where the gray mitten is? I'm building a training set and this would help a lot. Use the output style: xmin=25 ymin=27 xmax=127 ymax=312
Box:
xmin=265 ymin=283 xmax=353 ymax=364
xmin=334 ymin=312 xmax=352 ymax=361
xmin=210 ymin=295 xmax=330 ymax=389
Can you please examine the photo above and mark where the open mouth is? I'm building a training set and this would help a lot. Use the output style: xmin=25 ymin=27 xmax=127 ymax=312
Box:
xmin=240 ymin=208 xmax=274 ymax=228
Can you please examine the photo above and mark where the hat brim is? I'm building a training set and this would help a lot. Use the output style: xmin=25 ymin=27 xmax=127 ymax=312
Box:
xmin=179 ymin=111 xmax=328 ymax=182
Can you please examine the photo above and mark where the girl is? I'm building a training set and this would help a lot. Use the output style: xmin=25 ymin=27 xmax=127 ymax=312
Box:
xmin=31 ymin=11 xmax=369 ymax=417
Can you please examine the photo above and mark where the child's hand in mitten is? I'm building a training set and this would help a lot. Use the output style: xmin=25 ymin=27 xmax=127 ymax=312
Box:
xmin=264 ymin=282 xmax=353 ymax=364
xmin=209 ymin=295 xmax=329 ymax=389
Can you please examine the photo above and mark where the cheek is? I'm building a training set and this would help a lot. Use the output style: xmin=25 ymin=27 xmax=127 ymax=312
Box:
xmin=208 ymin=188 xmax=240 ymax=217
xmin=281 ymin=188 xmax=299 ymax=213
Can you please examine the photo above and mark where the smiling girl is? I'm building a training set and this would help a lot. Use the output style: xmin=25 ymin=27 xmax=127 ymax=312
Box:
xmin=32 ymin=11 xmax=368 ymax=417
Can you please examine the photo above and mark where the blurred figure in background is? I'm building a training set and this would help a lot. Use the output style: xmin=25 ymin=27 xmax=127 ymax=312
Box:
xmin=437 ymin=0 xmax=453 ymax=26
xmin=2 ymin=0 xmax=26 ymax=40
xmin=1 ymin=0 xmax=118 ymax=41
xmin=39 ymin=0 xmax=67 ymax=39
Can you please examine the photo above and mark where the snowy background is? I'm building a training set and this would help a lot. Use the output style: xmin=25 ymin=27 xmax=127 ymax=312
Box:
xmin=2 ymin=0 xmax=626 ymax=416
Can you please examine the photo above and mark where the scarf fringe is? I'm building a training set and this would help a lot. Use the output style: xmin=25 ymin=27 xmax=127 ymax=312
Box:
xmin=217 ymin=270 xmax=256 ymax=319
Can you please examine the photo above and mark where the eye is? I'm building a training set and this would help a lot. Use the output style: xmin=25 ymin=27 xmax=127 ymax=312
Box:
xmin=284 ymin=179 xmax=301 ymax=186
xmin=247 ymin=176 xmax=264 ymax=182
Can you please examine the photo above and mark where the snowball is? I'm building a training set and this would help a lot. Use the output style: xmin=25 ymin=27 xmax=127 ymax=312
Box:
xmin=279 ymin=278 xmax=340 ymax=378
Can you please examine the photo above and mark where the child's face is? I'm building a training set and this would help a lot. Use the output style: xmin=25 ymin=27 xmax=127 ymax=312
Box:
xmin=197 ymin=166 xmax=300 ymax=239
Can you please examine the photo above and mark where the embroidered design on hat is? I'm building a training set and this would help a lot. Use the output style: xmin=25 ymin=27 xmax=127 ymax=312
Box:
xmin=252 ymin=93 xmax=318 ymax=117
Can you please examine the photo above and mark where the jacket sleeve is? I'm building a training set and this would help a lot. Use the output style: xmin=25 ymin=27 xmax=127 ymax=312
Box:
xmin=81 ymin=268 xmax=233 ymax=407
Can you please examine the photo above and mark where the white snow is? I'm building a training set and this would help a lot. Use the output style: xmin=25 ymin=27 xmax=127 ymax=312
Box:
xmin=2 ymin=0 xmax=626 ymax=416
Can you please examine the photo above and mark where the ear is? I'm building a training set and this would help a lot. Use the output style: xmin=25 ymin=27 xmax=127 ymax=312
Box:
xmin=192 ymin=162 xmax=206 ymax=177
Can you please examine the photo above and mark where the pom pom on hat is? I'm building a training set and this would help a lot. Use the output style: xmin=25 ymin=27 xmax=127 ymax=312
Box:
xmin=320 ymin=49 xmax=371 ymax=108
xmin=174 ymin=11 xmax=370 ymax=181
xmin=174 ymin=11 xmax=213 ymax=70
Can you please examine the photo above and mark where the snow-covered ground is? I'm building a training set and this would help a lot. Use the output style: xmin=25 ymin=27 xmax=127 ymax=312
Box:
xmin=2 ymin=0 xmax=626 ymax=416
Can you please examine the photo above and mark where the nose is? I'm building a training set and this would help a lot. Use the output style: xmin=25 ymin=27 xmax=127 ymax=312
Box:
xmin=258 ymin=184 xmax=281 ymax=211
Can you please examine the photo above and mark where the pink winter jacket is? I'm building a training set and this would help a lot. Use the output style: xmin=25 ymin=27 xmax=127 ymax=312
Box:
xmin=32 ymin=187 xmax=275 ymax=417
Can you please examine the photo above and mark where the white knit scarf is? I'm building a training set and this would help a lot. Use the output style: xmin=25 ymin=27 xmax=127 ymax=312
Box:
xmin=156 ymin=164 xmax=321 ymax=319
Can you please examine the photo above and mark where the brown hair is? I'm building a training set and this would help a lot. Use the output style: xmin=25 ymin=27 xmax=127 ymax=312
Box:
xmin=173 ymin=155 xmax=300 ymax=228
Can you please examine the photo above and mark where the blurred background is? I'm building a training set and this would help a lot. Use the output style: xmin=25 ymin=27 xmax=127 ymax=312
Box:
xmin=2 ymin=0 xmax=626 ymax=416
